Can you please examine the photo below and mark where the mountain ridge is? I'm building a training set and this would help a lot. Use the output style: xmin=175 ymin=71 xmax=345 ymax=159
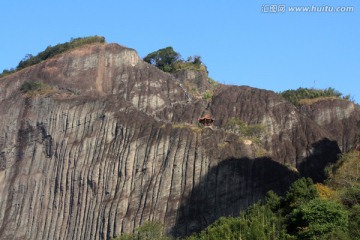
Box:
xmin=0 ymin=41 xmax=359 ymax=239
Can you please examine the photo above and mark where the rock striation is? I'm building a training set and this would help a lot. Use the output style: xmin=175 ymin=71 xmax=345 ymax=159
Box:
xmin=0 ymin=42 xmax=359 ymax=239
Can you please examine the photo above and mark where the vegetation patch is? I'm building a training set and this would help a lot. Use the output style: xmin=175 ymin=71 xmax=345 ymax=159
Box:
xmin=254 ymin=148 xmax=268 ymax=158
xmin=202 ymin=90 xmax=213 ymax=101
xmin=217 ymin=142 xmax=228 ymax=149
xmin=20 ymin=81 xmax=53 ymax=96
xmin=183 ymin=81 xmax=198 ymax=95
xmin=186 ymin=178 xmax=350 ymax=240
xmin=1 ymin=36 xmax=105 ymax=78
xmin=224 ymin=117 xmax=264 ymax=145
xmin=172 ymin=59 xmax=206 ymax=72
xmin=298 ymin=96 xmax=340 ymax=105
xmin=114 ymin=178 xmax=355 ymax=240
xmin=143 ymin=46 xmax=206 ymax=73
xmin=326 ymin=150 xmax=360 ymax=189
xmin=207 ymin=77 xmax=219 ymax=89
xmin=316 ymin=183 xmax=336 ymax=200
xmin=280 ymin=87 xmax=352 ymax=107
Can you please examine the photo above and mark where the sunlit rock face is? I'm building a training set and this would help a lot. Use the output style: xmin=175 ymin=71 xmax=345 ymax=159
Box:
xmin=299 ymin=99 xmax=360 ymax=152
xmin=0 ymin=42 xmax=358 ymax=239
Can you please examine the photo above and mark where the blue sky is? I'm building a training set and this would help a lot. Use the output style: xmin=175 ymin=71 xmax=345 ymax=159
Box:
xmin=1 ymin=0 xmax=359 ymax=102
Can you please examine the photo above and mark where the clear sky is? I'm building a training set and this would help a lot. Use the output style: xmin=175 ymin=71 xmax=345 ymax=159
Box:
xmin=1 ymin=0 xmax=359 ymax=103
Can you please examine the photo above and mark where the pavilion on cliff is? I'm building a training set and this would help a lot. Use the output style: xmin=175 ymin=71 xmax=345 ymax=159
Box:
xmin=198 ymin=114 xmax=214 ymax=126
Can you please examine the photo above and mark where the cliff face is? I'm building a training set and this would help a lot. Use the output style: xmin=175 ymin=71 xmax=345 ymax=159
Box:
xmin=0 ymin=43 xmax=359 ymax=239
xmin=299 ymin=99 xmax=360 ymax=152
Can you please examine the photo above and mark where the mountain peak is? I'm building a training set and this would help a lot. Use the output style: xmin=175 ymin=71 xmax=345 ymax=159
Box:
xmin=0 ymin=39 xmax=359 ymax=239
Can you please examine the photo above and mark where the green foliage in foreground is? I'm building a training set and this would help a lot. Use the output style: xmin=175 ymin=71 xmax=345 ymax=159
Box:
xmin=188 ymin=178 xmax=350 ymax=240
xmin=279 ymin=87 xmax=351 ymax=107
xmin=0 ymin=36 xmax=105 ymax=78
xmin=112 ymin=221 xmax=171 ymax=240
xmin=114 ymin=176 xmax=359 ymax=240
xmin=287 ymin=198 xmax=348 ymax=239
xmin=187 ymin=204 xmax=290 ymax=240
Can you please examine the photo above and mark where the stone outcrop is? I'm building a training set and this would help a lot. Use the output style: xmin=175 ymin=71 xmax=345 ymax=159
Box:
xmin=0 ymin=42 xmax=359 ymax=239
xmin=299 ymin=99 xmax=360 ymax=152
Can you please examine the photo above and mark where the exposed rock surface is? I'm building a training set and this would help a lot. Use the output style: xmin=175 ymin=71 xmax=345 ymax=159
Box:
xmin=299 ymin=99 xmax=360 ymax=152
xmin=0 ymin=42 xmax=359 ymax=239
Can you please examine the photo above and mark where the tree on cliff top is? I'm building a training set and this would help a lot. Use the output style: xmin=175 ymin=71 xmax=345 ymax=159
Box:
xmin=143 ymin=47 xmax=205 ymax=73
xmin=16 ymin=36 xmax=105 ymax=70
xmin=0 ymin=35 xmax=105 ymax=78
xmin=143 ymin=47 xmax=181 ymax=72
xmin=279 ymin=87 xmax=348 ymax=107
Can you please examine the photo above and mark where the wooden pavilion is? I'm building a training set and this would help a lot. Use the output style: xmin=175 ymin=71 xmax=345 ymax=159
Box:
xmin=198 ymin=114 xmax=214 ymax=126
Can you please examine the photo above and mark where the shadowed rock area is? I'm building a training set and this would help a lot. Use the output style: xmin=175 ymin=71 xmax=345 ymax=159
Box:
xmin=0 ymin=42 xmax=359 ymax=239
xmin=172 ymin=157 xmax=298 ymax=236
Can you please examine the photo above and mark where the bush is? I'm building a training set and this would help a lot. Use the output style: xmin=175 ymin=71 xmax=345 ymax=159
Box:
xmin=279 ymin=87 xmax=345 ymax=107
xmin=340 ymin=186 xmax=360 ymax=208
xmin=207 ymin=77 xmax=218 ymax=89
xmin=20 ymin=81 xmax=44 ymax=92
xmin=20 ymin=81 xmax=52 ymax=95
xmin=172 ymin=61 xmax=206 ymax=72
xmin=315 ymin=183 xmax=336 ymax=200
xmin=224 ymin=117 xmax=264 ymax=139
xmin=202 ymin=90 xmax=213 ymax=100
xmin=0 ymin=68 xmax=16 ymax=78
xmin=327 ymin=150 xmax=360 ymax=188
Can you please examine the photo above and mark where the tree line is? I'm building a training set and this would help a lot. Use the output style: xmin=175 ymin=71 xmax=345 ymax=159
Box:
xmin=0 ymin=36 xmax=105 ymax=78
xmin=280 ymin=87 xmax=352 ymax=106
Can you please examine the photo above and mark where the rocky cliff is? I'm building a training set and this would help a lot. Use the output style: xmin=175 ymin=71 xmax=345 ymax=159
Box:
xmin=0 ymin=42 xmax=359 ymax=239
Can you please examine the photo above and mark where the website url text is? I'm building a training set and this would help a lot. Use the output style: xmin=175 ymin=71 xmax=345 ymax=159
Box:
xmin=262 ymin=5 xmax=355 ymax=13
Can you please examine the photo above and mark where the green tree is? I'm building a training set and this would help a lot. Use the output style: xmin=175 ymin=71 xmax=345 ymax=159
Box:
xmin=265 ymin=190 xmax=281 ymax=212
xmin=284 ymin=178 xmax=318 ymax=209
xmin=340 ymin=186 xmax=360 ymax=208
xmin=188 ymin=203 xmax=290 ymax=240
xmin=288 ymin=198 xmax=348 ymax=239
xmin=348 ymin=205 xmax=360 ymax=239
xmin=143 ymin=47 xmax=181 ymax=72
xmin=246 ymin=203 xmax=290 ymax=240
xmin=194 ymin=216 xmax=244 ymax=240
xmin=247 ymin=219 xmax=266 ymax=240
xmin=192 ymin=55 xmax=202 ymax=65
